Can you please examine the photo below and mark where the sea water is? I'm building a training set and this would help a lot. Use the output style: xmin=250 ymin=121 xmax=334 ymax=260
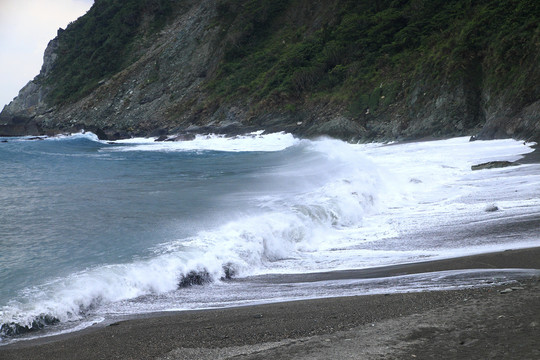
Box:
xmin=0 ymin=132 xmax=539 ymax=343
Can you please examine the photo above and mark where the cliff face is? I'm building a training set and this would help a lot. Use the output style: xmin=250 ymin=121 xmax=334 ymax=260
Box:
xmin=1 ymin=0 xmax=221 ymax=139
xmin=1 ymin=0 xmax=539 ymax=142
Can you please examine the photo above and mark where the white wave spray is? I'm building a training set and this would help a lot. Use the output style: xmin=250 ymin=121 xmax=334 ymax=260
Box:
xmin=2 ymin=135 xmax=538 ymax=342
xmin=1 ymin=136 xmax=393 ymax=338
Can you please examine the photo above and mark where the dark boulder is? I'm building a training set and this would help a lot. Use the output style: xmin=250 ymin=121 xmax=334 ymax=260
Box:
xmin=471 ymin=161 xmax=517 ymax=171
xmin=178 ymin=270 xmax=212 ymax=287
xmin=221 ymin=263 xmax=237 ymax=280
xmin=0 ymin=314 xmax=60 ymax=337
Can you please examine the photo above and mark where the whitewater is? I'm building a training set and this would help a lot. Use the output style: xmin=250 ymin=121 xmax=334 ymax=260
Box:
xmin=0 ymin=132 xmax=539 ymax=343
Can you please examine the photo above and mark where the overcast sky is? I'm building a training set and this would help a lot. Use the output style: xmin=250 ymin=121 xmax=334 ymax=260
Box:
xmin=0 ymin=0 xmax=94 ymax=109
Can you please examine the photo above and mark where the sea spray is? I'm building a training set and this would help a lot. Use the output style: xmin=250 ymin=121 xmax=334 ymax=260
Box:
xmin=1 ymin=134 xmax=538 ymax=343
xmin=1 ymin=134 xmax=389 ymax=339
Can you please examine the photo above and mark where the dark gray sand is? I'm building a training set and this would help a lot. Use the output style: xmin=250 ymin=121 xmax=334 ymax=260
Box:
xmin=1 ymin=247 xmax=539 ymax=360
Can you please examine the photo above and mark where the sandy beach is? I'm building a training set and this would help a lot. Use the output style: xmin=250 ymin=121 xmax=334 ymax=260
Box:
xmin=1 ymin=247 xmax=539 ymax=360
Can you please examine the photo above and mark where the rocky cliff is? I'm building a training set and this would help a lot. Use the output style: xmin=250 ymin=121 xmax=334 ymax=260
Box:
xmin=1 ymin=0 xmax=539 ymax=142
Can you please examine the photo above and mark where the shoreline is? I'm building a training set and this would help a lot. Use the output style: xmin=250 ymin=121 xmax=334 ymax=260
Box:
xmin=520 ymin=143 xmax=540 ymax=164
xmin=242 ymin=244 xmax=540 ymax=284
xmin=1 ymin=247 xmax=539 ymax=359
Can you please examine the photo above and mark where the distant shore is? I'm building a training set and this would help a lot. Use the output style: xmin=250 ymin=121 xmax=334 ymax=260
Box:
xmin=1 ymin=247 xmax=539 ymax=360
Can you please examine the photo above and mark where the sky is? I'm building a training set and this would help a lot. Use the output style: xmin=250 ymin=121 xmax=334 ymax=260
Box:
xmin=0 ymin=0 xmax=94 ymax=109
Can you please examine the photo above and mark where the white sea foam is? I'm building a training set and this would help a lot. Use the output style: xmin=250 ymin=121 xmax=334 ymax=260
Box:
xmin=1 ymin=136 xmax=538 ymax=342
xmin=107 ymin=131 xmax=299 ymax=152
xmin=46 ymin=131 xmax=101 ymax=142
xmin=1 ymin=137 xmax=381 ymax=336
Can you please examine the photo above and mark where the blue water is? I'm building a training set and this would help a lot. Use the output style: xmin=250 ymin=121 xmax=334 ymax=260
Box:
xmin=0 ymin=135 xmax=279 ymax=301
xmin=1 ymin=133 xmax=539 ymax=343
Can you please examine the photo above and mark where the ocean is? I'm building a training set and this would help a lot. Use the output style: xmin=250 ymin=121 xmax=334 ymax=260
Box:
xmin=1 ymin=132 xmax=539 ymax=344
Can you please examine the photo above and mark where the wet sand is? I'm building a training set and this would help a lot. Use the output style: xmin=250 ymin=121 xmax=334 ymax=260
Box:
xmin=1 ymin=247 xmax=539 ymax=360
xmin=521 ymin=143 xmax=540 ymax=164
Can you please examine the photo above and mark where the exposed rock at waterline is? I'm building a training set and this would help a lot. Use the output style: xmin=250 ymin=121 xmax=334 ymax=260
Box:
xmin=0 ymin=315 xmax=60 ymax=337
xmin=471 ymin=161 xmax=517 ymax=171
xmin=221 ymin=263 xmax=237 ymax=281
xmin=178 ymin=270 xmax=212 ymax=288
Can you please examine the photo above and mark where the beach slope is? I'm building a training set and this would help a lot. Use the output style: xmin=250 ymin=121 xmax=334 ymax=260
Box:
xmin=1 ymin=247 xmax=539 ymax=360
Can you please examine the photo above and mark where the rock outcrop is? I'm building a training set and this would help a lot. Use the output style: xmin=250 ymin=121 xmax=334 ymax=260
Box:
xmin=0 ymin=37 xmax=58 ymax=137
xmin=1 ymin=0 xmax=538 ymax=142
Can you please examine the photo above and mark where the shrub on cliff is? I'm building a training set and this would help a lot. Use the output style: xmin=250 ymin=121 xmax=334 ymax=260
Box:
xmin=209 ymin=0 xmax=539 ymax=115
xmin=45 ymin=0 xmax=177 ymax=105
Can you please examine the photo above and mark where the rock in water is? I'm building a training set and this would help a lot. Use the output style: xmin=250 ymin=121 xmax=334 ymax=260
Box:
xmin=178 ymin=270 xmax=212 ymax=287
xmin=221 ymin=263 xmax=237 ymax=280
xmin=471 ymin=161 xmax=516 ymax=171
xmin=0 ymin=314 xmax=60 ymax=337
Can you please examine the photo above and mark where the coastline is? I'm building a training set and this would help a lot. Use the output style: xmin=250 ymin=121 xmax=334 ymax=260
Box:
xmin=520 ymin=143 xmax=540 ymax=164
xmin=1 ymin=247 xmax=539 ymax=360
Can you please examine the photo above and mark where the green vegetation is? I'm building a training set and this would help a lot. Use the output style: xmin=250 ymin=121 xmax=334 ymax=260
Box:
xmin=42 ymin=0 xmax=539 ymax=115
xmin=209 ymin=0 xmax=539 ymax=114
xmin=44 ymin=0 xmax=177 ymax=105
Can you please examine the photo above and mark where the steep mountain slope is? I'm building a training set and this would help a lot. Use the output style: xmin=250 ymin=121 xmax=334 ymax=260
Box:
xmin=1 ymin=0 xmax=539 ymax=141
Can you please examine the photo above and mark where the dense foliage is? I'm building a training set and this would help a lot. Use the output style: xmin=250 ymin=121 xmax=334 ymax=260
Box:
xmin=44 ymin=0 xmax=176 ymax=105
xmin=43 ymin=0 xmax=539 ymax=114
xmin=209 ymin=0 xmax=539 ymax=114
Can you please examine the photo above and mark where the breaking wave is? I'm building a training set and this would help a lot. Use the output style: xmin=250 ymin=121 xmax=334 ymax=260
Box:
xmin=1 ymin=136 xmax=395 ymax=339
xmin=3 ymin=134 xmax=537 ymax=341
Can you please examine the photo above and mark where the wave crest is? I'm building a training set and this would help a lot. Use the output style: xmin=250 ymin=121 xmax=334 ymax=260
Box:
xmin=1 ymin=137 xmax=390 ymax=341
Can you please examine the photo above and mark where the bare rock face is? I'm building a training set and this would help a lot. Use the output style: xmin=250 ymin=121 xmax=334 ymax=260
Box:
xmin=477 ymin=99 xmax=540 ymax=142
xmin=40 ymin=37 xmax=59 ymax=77
xmin=0 ymin=37 xmax=59 ymax=136
xmin=471 ymin=161 xmax=517 ymax=171
xmin=0 ymin=1 xmax=221 ymax=139
xmin=306 ymin=116 xmax=366 ymax=140
xmin=0 ymin=1 xmax=538 ymax=142
xmin=0 ymin=80 xmax=46 ymax=136
xmin=5 ymin=37 xmax=58 ymax=115
xmin=2 ymin=81 xmax=48 ymax=117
